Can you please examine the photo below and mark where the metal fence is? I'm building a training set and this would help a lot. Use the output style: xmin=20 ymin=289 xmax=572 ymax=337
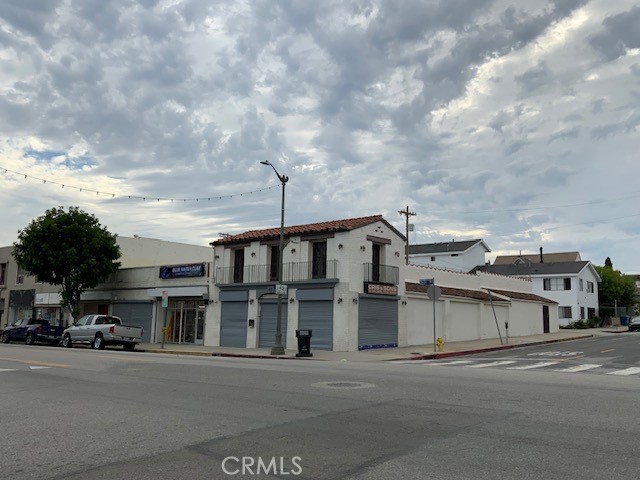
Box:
xmin=216 ymin=260 xmax=338 ymax=284
xmin=363 ymin=263 xmax=399 ymax=285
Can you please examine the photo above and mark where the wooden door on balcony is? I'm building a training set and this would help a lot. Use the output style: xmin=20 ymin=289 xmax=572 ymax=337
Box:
xmin=233 ymin=249 xmax=244 ymax=283
xmin=312 ymin=241 xmax=327 ymax=279
xmin=371 ymin=243 xmax=381 ymax=282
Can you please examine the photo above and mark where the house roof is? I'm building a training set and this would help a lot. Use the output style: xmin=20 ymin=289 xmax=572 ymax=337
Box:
xmin=486 ymin=289 xmax=558 ymax=304
xmin=408 ymin=239 xmax=489 ymax=255
xmin=405 ymin=282 xmax=508 ymax=302
xmin=472 ymin=261 xmax=592 ymax=277
xmin=493 ymin=251 xmax=581 ymax=265
xmin=211 ymin=214 xmax=405 ymax=245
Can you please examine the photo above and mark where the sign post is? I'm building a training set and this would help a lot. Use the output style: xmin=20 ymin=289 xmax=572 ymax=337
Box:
xmin=425 ymin=279 xmax=441 ymax=353
xmin=161 ymin=290 xmax=168 ymax=349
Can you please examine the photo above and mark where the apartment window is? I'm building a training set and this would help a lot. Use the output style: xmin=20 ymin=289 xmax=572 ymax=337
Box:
xmin=232 ymin=249 xmax=244 ymax=283
xmin=544 ymin=278 xmax=571 ymax=291
xmin=370 ymin=242 xmax=381 ymax=282
xmin=16 ymin=266 xmax=25 ymax=285
xmin=580 ymin=307 xmax=585 ymax=319
xmin=587 ymin=308 xmax=596 ymax=319
xmin=579 ymin=279 xmax=584 ymax=291
xmin=586 ymin=281 xmax=594 ymax=293
xmin=0 ymin=263 xmax=6 ymax=286
xmin=559 ymin=306 xmax=572 ymax=318
xmin=269 ymin=245 xmax=279 ymax=281
xmin=312 ymin=241 xmax=327 ymax=279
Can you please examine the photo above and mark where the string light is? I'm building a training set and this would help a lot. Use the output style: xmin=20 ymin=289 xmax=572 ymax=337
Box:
xmin=0 ymin=165 xmax=278 ymax=203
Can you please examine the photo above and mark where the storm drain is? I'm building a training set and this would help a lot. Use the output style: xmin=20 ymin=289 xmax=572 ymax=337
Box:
xmin=312 ymin=381 xmax=376 ymax=389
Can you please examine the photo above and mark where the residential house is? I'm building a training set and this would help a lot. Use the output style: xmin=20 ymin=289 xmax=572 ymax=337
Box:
xmin=408 ymin=239 xmax=491 ymax=272
xmin=472 ymin=261 xmax=600 ymax=326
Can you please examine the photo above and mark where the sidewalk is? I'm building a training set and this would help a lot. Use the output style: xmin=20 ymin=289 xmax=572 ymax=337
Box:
xmin=137 ymin=328 xmax=617 ymax=363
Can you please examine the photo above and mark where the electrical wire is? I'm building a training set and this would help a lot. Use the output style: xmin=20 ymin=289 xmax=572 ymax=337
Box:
xmin=0 ymin=165 xmax=278 ymax=202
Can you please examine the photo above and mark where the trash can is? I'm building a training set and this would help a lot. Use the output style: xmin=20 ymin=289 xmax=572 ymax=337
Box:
xmin=295 ymin=329 xmax=313 ymax=357
xmin=621 ymin=315 xmax=629 ymax=326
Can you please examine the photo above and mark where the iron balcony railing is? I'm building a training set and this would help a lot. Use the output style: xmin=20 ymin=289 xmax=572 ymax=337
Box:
xmin=216 ymin=260 xmax=338 ymax=284
xmin=363 ymin=263 xmax=399 ymax=285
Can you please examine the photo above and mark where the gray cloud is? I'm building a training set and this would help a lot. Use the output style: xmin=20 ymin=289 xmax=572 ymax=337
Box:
xmin=1 ymin=1 xmax=640 ymax=271
xmin=589 ymin=6 xmax=640 ymax=61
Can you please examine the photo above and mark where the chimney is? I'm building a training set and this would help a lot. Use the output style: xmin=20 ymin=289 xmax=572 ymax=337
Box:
xmin=539 ymin=247 xmax=544 ymax=263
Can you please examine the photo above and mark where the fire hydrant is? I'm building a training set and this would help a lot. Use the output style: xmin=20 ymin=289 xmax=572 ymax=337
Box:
xmin=436 ymin=336 xmax=444 ymax=352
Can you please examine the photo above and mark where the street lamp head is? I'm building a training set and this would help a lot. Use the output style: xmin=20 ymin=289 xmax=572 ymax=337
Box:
xmin=260 ymin=160 xmax=271 ymax=165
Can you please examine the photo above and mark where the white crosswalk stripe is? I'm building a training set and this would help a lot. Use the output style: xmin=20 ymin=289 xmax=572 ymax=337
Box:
xmin=555 ymin=364 xmax=602 ymax=373
xmin=466 ymin=360 xmax=517 ymax=368
xmin=389 ymin=359 xmax=640 ymax=377
xmin=0 ymin=368 xmax=17 ymax=372
xmin=607 ymin=367 xmax=640 ymax=376
xmin=29 ymin=366 xmax=51 ymax=370
xmin=507 ymin=361 xmax=559 ymax=370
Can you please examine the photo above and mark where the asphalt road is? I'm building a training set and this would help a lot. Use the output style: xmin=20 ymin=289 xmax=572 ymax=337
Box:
xmin=1 ymin=337 xmax=639 ymax=480
xmin=392 ymin=333 xmax=640 ymax=376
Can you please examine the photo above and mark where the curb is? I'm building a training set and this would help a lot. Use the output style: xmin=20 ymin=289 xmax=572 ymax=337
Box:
xmin=139 ymin=348 xmax=299 ymax=360
xmin=392 ymin=334 xmax=594 ymax=361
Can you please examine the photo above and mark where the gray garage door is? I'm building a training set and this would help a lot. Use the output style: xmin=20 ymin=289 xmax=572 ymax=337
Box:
xmin=112 ymin=302 xmax=153 ymax=343
xmin=358 ymin=297 xmax=398 ymax=350
xmin=220 ymin=301 xmax=248 ymax=348
xmin=258 ymin=302 xmax=288 ymax=348
xmin=298 ymin=301 xmax=333 ymax=350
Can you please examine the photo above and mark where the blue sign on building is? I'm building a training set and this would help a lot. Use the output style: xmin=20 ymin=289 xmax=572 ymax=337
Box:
xmin=159 ymin=264 xmax=205 ymax=279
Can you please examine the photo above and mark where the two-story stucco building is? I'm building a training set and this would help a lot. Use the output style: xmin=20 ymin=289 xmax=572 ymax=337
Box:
xmin=208 ymin=215 xmax=406 ymax=352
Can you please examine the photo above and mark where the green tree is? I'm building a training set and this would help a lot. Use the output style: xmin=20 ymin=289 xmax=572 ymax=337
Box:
xmin=12 ymin=207 xmax=121 ymax=320
xmin=594 ymin=264 xmax=636 ymax=307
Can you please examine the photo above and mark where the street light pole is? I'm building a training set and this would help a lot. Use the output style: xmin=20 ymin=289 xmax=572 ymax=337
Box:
xmin=260 ymin=160 xmax=288 ymax=355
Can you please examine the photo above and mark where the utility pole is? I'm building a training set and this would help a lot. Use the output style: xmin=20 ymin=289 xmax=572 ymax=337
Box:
xmin=398 ymin=206 xmax=416 ymax=265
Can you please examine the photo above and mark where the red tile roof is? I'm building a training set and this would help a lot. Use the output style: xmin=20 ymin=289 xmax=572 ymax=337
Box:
xmin=405 ymin=282 xmax=509 ymax=302
xmin=486 ymin=289 xmax=558 ymax=304
xmin=211 ymin=214 xmax=387 ymax=245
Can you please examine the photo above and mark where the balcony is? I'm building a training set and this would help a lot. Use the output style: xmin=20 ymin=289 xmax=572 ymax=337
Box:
xmin=363 ymin=263 xmax=399 ymax=285
xmin=216 ymin=260 xmax=338 ymax=285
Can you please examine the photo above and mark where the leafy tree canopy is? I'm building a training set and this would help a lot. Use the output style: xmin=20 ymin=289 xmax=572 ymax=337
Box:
xmin=594 ymin=264 xmax=635 ymax=307
xmin=12 ymin=207 xmax=121 ymax=319
xmin=604 ymin=257 xmax=613 ymax=268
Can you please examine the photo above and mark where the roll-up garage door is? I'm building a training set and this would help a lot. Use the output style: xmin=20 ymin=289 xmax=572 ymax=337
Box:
xmin=298 ymin=301 xmax=333 ymax=350
xmin=258 ymin=302 xmax=288 ymax=348
xmin=112 ymin=303 xmax=153 ymax=342
xmin=220 ymin=301 xmax=248 ymax=347
xmin=358 ymin=297 xmax=398 ymax=350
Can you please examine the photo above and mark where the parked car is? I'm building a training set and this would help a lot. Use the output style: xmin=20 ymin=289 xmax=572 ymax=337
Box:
xmin=61 ymin=314 xmax=143 ymax=351
xmin=1 ymin=318 xmax=65 ymax=346
xmin=628 ymin=316 xmax=640 ymax=332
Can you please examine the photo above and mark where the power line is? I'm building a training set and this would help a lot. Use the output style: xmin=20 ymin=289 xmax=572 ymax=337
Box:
xmin=0 ymin=165 xmax=278 ymax=202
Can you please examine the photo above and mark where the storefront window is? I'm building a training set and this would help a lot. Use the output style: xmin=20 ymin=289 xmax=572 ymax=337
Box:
xmin=165 ymin=300 xmax=205 ymax=344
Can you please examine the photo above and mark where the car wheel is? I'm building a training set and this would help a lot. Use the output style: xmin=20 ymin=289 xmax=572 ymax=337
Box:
xmin=25 ymin=332 xmax=35 ymax=345
xmin=123 ymin=343 xmax=135 ymax=352
xmin=62 ymin=333 xmax=72 ymax=348
xmin=94 ymin=333 xmax=105 ymax=350
xmin=1 ymin=331 xmax=9 ymax=344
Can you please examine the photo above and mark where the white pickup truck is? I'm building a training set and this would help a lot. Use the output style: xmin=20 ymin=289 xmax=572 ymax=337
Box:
xmin=61 ymin=314 xmax=143 ymax=351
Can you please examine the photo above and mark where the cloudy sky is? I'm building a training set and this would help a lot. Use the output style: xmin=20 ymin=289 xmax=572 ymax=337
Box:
xmin=0 ymin=0 xmax=639 ymax=272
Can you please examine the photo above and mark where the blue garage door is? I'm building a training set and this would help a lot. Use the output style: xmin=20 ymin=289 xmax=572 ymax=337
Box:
xmin=112 ymin=303 xmax=153 ymax=343
xmin=298 ymin=301 xmax=333 ymax=350
xmin=220 ymin=301 xmax=248 ymax=348
xmin=258 ymin=301 xmax=288 ymax=349
xmin=358 ymin=297 xmax=398 ymax=350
